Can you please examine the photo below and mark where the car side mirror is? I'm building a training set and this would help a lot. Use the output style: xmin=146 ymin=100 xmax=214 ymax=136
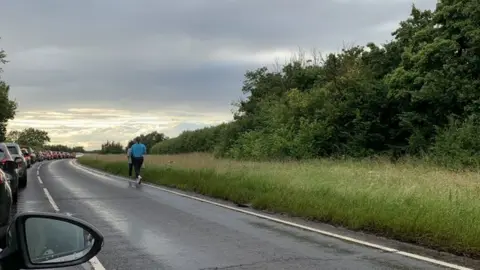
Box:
xmin=3 ymin=161 xmax=16 ymax=171
xmin=0 ymin=212 xmax=104 ymax=270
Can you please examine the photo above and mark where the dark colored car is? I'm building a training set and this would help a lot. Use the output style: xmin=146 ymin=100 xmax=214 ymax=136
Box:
xmin=5 ymin=142 xmax=27 ymax=188
xmin=0 ymin=167 xmax=12 ymax=240
xmin=0 ymin=144 xmax=19 ymax=203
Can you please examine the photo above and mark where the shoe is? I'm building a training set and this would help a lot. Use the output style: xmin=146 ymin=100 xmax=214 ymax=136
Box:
xmin=136 ymin=175 xmax=142 ymax=184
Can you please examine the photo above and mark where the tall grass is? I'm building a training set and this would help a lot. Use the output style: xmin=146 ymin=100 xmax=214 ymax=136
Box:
xmin=78 ymin=153 xmax=480 ymax=258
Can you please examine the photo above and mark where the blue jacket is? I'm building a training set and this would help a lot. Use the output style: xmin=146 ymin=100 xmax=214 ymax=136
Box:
xmin=130 ymin=143 xmax=146 ymax=158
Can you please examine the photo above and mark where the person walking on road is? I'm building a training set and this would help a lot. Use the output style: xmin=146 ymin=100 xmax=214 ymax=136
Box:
xmin=130 ymin=138 xmax=147 ymax=184
xmin=127 ymin=144 xmax=133 ymax=178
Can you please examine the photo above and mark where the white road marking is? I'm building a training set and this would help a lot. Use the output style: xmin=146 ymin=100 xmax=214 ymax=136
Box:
xmin=37 ymin=164 xmax=42 ymax=182
xmin=39 ymin=162 xmax=106 ymax=270
xmin=42 ymin=188 xmax=59 ymax=211
xmin=71 ymin=159 xmax=472 ymax=270
xmin=88 ymin=256 xmax=106 ymax=270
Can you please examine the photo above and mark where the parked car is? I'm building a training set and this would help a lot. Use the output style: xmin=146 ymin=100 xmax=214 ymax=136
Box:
xmin=0 ymin=167 xmax=12 ymax=239
xmin=0 ymin=143 xmax=19 ymax=203
xmin=21 ymin=148 xmax=31 ymax=168
xmin=42 ymin=150 xmax=51 ymax=160
xmin=39 ymin=150 xmax=47 ymax=161
xmin=20 ymin=146 xmax=37 ymax=164
xmin=36 ymin=151 xmax=43 ymax=161
xmin=5 ymin=143 xmax=27 ymax=188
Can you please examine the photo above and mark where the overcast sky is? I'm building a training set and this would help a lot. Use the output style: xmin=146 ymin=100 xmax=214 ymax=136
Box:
xmin=0 ymin=0 xmax=436 ymax=150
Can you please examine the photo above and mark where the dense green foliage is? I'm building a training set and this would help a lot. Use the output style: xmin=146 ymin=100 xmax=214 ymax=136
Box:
xmin=125 ymin=131 xmax=167 ymax=153
xmin=6 ymin=128 xmax=84 ymax=152
xmin=7 ymin=128 xmax=50 ymax=147
xmin=44 ymin=144 xmax=85 ymax=153
xmin=0 ymin=40 xmax=17 ymax=141
xmin=100 ymin=140 xmax=124 ymax=154
xmin=152 ymin=2 xmax=480 ymax=168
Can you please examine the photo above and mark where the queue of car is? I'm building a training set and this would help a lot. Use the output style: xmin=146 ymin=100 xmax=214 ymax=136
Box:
xmin=0 ymin=143 xmax=76 ymax=240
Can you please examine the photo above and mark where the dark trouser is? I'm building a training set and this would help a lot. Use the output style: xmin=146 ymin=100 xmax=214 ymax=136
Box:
xmin=128 ymin=162 xmax=133 ymax=177
xmin=132 ymin=156 xmax=144 ymax=178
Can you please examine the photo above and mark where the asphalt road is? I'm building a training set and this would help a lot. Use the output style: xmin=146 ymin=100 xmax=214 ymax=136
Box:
xmin=14 ymin=159 xmax=473 ymax=270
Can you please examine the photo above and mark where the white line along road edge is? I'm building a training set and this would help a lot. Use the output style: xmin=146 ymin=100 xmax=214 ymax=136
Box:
xmin=70 ymin=160 xmax=472 ymax=270
xmin=38 ymin=162 xmax=106 ymax=270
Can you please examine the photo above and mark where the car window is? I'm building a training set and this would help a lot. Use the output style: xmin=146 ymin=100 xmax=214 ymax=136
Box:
xmin=7 ymin=146 xmax=18 ymax=155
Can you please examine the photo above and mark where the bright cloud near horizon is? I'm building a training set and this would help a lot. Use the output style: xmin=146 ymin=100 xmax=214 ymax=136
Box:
xmin=0 ymin=0 xmax=436 ymax=150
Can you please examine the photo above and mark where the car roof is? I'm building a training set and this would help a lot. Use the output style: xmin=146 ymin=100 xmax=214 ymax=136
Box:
xmin=4 ymin=142 xmax=20 ymax=147
xmin=0 ymin=144 xmax=13 ymax=160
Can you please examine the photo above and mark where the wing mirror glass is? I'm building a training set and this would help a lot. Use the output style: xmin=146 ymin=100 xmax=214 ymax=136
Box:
xmin=0 ymin=212 xmax=104 ymax=269
xmin=25 ymin=217 xmax=95 ymax=264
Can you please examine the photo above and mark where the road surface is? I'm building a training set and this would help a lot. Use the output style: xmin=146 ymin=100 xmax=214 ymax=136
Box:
xmin=14 ymin=159 xmax=475 ymax=270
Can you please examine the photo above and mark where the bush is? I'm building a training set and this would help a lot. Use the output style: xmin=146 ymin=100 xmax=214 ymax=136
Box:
xmin=100 ymin=141 xmax=123 ymax=154
xmin=150 ymin=2 xmax=480 ymax=168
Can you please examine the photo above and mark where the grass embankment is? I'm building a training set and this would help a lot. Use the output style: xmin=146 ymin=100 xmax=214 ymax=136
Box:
xmin=78 ymin=153 xmax=480 ymax=258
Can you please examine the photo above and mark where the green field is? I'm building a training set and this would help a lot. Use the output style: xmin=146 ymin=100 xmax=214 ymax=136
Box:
xmin=78 ymin=153 xmax=480 ymax=258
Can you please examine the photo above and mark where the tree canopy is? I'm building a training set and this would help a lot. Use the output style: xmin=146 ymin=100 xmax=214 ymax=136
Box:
xmin=44 ymin=144 xmax=85 ymax=153
xmin=0 ymin=40 xmax=17 ymax=141
xmin=151 ymin=2 xmax=480 ymax=169
xmin=7 ymin=128 xmax=50 ymax=147
xmin=126 ymin=131 xmax=167 ymax=153
xmin=101 ymin=141 xmax=124 ymax=154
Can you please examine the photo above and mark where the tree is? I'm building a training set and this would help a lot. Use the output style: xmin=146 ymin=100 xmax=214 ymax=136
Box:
xmin=126 ymin=131 xmax=167 ymax=152
xmin=0 ymin=40 xmax=17 ymax=141
xmin=71 ymin=146 xmax=85 ymax=153
xmin=101 ymin=141 xmax=124 ymax=154
xmin=143 ymin=1 xmax=480 ymax=168
xmin=44 ymin=144 xmax=85 ymax=153
xmin=6 ymin=130 xmax=20 ymax=142
xmin=16 ymin=128 xmax=50 ymax=147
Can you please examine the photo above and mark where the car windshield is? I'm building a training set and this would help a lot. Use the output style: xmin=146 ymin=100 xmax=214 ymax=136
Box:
xmin=7 ymin=146 xmax=18 ymax=155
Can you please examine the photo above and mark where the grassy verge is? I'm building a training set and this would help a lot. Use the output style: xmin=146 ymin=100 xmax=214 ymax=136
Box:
xmin=78 ymin=153 xmax=480 ymax=258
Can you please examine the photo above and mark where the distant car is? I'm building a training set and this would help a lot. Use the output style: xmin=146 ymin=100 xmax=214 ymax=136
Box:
xmin=21 ymin=146 xmax=37 ymax=164
xmin=21 ymin=148 xmax=31 ymax=168
xmin=39 ymin=150 xmax=47 ymax=161
xmin=0 ymin=143 xmax=19 ymax=203
xmin=43 ymin=150 xmax=52 ymax=160
xmin=4 ymin=143 xmax=27 ymax=188
xmin=36 ymin=151 xmax=43 ymax=161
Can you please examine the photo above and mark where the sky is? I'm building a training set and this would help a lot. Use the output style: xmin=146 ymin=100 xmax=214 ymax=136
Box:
xmin=0 ymin=0 xmax=436 ymax=150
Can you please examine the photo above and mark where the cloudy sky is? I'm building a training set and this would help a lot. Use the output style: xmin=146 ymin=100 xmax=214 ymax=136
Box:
xmin=0 ymin=0 xmax=436 ymax=150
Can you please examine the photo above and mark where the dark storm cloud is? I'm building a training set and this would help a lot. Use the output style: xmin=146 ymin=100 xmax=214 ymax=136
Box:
xmin=0 ymin=0 xmax=437 ymax=113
